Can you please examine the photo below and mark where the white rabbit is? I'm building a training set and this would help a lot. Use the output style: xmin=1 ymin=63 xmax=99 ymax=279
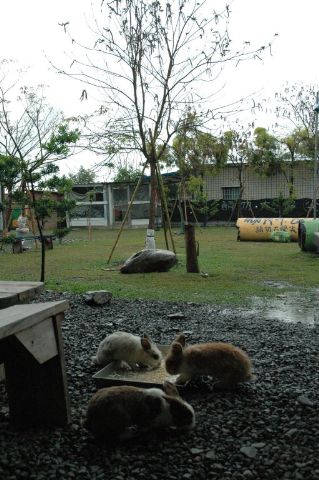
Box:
xmin=83 ymin=381 xmax=195 ymax=440
xmin=92 ymin=331 xmax=162 ymax=370
xmin=165 ymin=333 xmax=254 ymax=387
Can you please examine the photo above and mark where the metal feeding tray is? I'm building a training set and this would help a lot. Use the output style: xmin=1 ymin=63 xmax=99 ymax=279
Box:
xmin=92 ymin=345 xmax=187 ymax=389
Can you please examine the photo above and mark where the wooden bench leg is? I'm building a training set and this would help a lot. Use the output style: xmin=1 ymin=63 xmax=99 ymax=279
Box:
xmin=2 ymin=313 xmax=70 ymax=427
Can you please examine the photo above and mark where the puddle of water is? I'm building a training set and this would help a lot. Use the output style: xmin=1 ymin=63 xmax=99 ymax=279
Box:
xmin=250 ymin=290 xmax=319 ymax=327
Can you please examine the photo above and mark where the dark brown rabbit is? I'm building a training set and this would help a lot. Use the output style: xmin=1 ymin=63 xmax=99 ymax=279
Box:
xmin=83 ymin=381 xmax=195 ymax=440
xmin=165 ymin=334 xmax=254 ymax=388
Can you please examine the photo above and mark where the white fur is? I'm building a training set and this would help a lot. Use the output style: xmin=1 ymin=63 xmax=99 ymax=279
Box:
xmin=146 ymin=387 xmax=195 ymax=430
xmin=146 ymin=388 xmax=172 ymax=427
xmin=92 ymin=331 xmax=162 ymax=369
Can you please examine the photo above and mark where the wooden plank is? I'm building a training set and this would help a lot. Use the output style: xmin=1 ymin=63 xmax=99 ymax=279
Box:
xmin=0 ymin=281 xmax=44 ymax=293
xmin=0 ymin=282 xmax=44 ymax=309
xmin=52 ymin=312 xmax=71 ymax=422
xmin=15 ymin=317 xmax=58 ymax=364
xmin=0 ymin=301 xmax=69 ymax=340
xmin=0 ymin=293 xmax=19 ymax=309
xmin=0 ymin=292 xmax=16 ymax=299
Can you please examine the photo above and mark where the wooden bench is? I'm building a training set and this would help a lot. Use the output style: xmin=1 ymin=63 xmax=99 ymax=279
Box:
xmin=0 ymin=300 xmax=71 ymax=427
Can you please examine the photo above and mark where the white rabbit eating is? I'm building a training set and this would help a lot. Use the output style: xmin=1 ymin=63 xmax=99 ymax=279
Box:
xmin=92 ymin=331 xmax=162 ymax=370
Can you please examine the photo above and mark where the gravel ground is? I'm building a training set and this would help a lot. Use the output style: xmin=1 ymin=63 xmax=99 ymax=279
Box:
xmin=0 ymin=291 xmax=318 ymax=480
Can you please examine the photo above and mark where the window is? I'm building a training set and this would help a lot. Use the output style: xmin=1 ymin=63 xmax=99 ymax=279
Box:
xmin=131 ymin=203 xmax=149 ymax=219
xmin=222 ymin=187 xmax=240 ymax=201
xmin=131 ymin=183 xmax=149 ymax=201
xmin=113 ymin=187 xmax=128 ymax=203
xmin=72 ymin=204 xmax=105 ymax=218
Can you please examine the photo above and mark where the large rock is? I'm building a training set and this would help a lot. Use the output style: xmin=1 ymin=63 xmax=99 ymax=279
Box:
xmin=120 ymin=249 xmax=177 ymax=274
xmin=84 ymin=290 xmax=113 ymax=305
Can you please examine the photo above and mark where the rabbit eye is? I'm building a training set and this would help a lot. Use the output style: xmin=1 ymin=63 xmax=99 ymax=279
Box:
xmin=152 ymin=353 xmax=159 ymax=360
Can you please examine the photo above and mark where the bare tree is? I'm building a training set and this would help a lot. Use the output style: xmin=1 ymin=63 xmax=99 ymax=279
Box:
xmin=274 ymin=83 xmax=317 ymax=134
xmin=57 ymin=0 xmax=274 ymax=245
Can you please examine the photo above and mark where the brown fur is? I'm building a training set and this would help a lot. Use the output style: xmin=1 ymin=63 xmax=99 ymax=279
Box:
xmin=84 ymin=386 xmax=162 ymax=439
xmin=165 ymin=337 xmax=253 ymax=386
xmin=83 ymin=382 xmax=195 ymax=439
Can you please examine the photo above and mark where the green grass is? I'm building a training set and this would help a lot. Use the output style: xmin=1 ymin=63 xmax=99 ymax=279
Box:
xmin=1 ymin=226 xmax=318 ymax=305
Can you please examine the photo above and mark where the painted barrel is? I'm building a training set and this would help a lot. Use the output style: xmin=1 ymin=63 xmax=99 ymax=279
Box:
xmin=298 ymin=219 xmax=319 ymax=252
xmin=236 ymin=218 xmax=307 ymax=242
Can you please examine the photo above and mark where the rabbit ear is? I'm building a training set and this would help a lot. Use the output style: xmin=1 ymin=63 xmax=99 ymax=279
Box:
xmin=172 ymin=342 xmax=183 ymax=355
xmin=163 ymin=381 xmax=180 ymax=397
xmin=175 ymin=334 xmax=186 ymax=347
xmin=141 ymin=336 xmax=151 ymax=351
xmin=142 ymin=333 xmax=151 ymax=341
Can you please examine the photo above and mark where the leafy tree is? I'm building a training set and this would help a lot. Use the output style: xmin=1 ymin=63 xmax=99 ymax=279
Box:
xmin=250 ymin=127 xmax=282 ymax=176
xmin=170 ymin=111 xmax=228 ymax=178
xmin=222 ymin=127 xmax=255 ymax=219
xmin=0 ymin=155 xmax=24 ymax=231
xmin=37 ymin=174 xmax=76 ymax=243
xmin=281 ymin=128 xmax=312 ymax=197
xmin=167 ymin=110 xmax=228 ymax=227
xmin=251 ymin=123 xmax=313 ymax=201
xmin=186 ymin=175 xmax=219 ymax=227
xmin=68 ymin=166 xmax=97 ymax=184
xmin=113 ymin=166 xmax=142 ymax=183
xmin=58 ymin=0 xmax=274 ymax=245
xmin=273 ymin=83 xmax=318 ymax=204
xmin=0 ymin=78 xmax=80 ymax=280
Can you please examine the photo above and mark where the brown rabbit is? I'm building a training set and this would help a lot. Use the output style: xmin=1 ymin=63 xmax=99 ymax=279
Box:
xmin=83 ymin=381 xmax=195 ymax=440
xmin=165 ymin=334 xmax=254 ymax=388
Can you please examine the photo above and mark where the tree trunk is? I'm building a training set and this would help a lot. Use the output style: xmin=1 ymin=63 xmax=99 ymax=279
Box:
xmin=29 ymin=175 xmax=46 ymax=282
xmin=4 ymin=191 xmax=13 ymax=232
xmin=148 ymin=157 xmax=157 ymax=230
xmin=146 ymin=156 xmax=157 ymax=249
xmin=178 ymin=199 xmax=185 ymax=233
xmin=184 ymin=224 xmax=200 ymax=273
xmin=289 ymin=162 xmax=295 ymax=198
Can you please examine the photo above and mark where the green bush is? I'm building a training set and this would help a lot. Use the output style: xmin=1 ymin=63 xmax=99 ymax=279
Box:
xmin=1 ymin=232 xmax=16 ymax=244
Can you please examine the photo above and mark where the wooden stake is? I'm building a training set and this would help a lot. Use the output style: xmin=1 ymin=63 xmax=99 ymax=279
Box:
xmin=184 ymin=224 xmax=200 ymax=273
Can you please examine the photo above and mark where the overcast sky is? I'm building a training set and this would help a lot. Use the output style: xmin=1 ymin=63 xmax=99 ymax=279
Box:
xmin=1 ymin=0 xmax=319 ymax=178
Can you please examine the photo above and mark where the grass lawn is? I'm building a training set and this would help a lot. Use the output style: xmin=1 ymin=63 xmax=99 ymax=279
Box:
xmin=1 ymin=226 xmax=318 ymax=305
